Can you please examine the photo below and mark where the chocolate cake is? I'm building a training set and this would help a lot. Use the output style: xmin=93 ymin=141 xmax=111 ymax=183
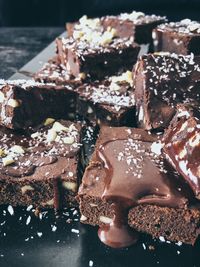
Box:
xmin=78 ymin=126 xmax=200 ymax=247
xmin=56 ymin=36 xmax=140 ymax=80
xmin=153 ymin=19 xmax=200 ymax=55
xmin=66 ymin=12 xmax=166 ymax=47
xmin=163 ymin=105 xmax=200 ymax=199
xmin=76 ymin=71 xmax=136 ymax=126
xmin=0 ymin=79 xmax=77 ymax=129
xmin=0 ymin=120 xmax=82 ymax=209
xmin=133 ymin=53 xmax=200 ymax=130
xmin=34 ymin=58 xmax=84 ymax=86
xmin=102 ymin=12 xmax=166 ymax=47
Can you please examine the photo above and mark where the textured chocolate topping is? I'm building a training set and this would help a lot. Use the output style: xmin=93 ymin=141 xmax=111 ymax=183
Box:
xmin=157 ymin=19 xmax=200 ymax=35
xmin=88 ymin=127 xmax=188 ymax=248
xmin=163 ymin=105 xmax=200 ymax=199
xmin=77 ymin=71 xmax=135 ymax=112
xmin=34 ymin=58 xmax=84 ymax=86
xmin=97 ymin=138 xmax=187 ymax=207
xmin=60 ymin=36 xmax=137 ymax=57
xmin=134 ymin=53 xmax=200 ymax=130
xmin=0 ymin=120 xmax=81 ymax=209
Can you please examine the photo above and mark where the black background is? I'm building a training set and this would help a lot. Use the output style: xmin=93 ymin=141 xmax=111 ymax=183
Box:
xmin=0 ymin=0 xmax=200 ymax=26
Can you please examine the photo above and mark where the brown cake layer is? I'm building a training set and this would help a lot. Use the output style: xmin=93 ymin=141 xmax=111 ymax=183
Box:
xmin=34 ymin=57 xmax=84 ymax=86
xmin=76 ymin=71 xmax=136 ymax=126
xmin=56 ymin=36 xmax=140 ymax=80
xmin=0 ymin=79 xmax=77 ymax=129
xmin=0 ymin=120 xmax=83 ymax=209
xmin=78 ymin=126 xmax=200 ymax=246
xmin=153 ymin=19 xmax=200 ymax=55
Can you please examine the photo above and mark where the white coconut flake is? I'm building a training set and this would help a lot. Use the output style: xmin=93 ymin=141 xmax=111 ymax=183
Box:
xmin=26 ymin=205 xmax=33 ymax=211
xmin=7 ymin=205 xmax=14 ymax=216
xmin=71 ymin=229 xmax=79 ymax=234
xmin=151 ymin=141 xmax=163 ymax=155
xmin=37 ymin=232 xmax=43 ymax=237
xmin=89 ymin=260 xmax=94 ymax=267
xmin=26 ymin=216 xmax=31 ymax=225
xmin=142 ymin=243 xmax=146 ymax=250
xmin=51 ymin=225 xmax=57 ymax=232
xmin=159 ymin=236 xmax=165 ymax=242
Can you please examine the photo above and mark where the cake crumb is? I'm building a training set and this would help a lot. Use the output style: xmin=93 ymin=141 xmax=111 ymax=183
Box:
xmin=148 ymin=245 xmax=155 ymax=250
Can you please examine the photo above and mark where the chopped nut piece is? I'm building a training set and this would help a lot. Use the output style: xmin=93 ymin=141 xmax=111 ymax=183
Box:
xmin=89 ymin=203 xmax=98 ymax=207
xmin=73 ymin=30 xmax=84 ymax=39
xmin=80 ymin=215 xmax=87 ymax=221
xmin=100 ymin=30 xmax=116 ymax=46
xmin=44 ymin=198 xmax=54 ymax=206
xmin=0 ymin=148 xmax=5 ymax=157
xmin=62 ymin=181 xmax=77 ymax=192
xmin=21 ymin=185 xmax=34 ymax=194
xmin=7 ymin=99 xmax=20 ymax=108
xmin=52 ymin=121 xmax=68 ymax=132
xmin=99 ymin=216 xmax=113 ymax=224
xmin=31 ymin=132 xmax=40 ymax=139
xmin=10 ymin=145 xmax=25 ymax=155
xmin=110 ymin=70 xmax=133 ymax=86
xmin=46 ymin=129 xmax=57 ymax=142
xmin=2 ymin=156 xmax=15 ymax=166
xmin=63 ymin=136 xmax=75 ymax=144
xmin=68 ymin=124 xmax=77 ymax=132
xmin=78 ymin=72 xmax=86 ymax=80
xmin=44 ymin=118 xmax=55 ymax=126
xmin=110 ymin=82 xmax=121 ymax=91
xmin=55 ymin=135 xmax=61 ymax=142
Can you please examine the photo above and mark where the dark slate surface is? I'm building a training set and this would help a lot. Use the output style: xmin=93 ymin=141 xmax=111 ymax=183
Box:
xmin=0 ymin=27 xmax=63 ymax=79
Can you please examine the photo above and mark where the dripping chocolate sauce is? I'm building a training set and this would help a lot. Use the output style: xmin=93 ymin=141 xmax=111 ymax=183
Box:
xmin=96 ymin=139 xmax=139 ymax=248
xmin=96 ymin=138 xmax=188 ymax=248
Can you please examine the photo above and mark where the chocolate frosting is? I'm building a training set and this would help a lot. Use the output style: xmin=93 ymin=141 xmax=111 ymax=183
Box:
xmin=87 ymin=127 xmax=189 ymax=248
xmin=163 ymin=107 xmax=200 ymax=199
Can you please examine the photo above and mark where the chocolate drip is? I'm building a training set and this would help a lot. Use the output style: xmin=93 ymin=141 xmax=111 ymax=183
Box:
xmin=96 ymin=137 xmax=187 ymax=248
xmin=164 ymin=113 xmax=200 ymax=198
xmin=98 ymin=203 xmax=138 ymax=248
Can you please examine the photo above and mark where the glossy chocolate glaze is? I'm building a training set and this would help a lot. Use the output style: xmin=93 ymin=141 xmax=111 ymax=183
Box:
xmin=134 ymin=53 xmax=200 ymax=130
xmin=94 ymin=128 xmax=188 ymax=248
xmin=163 ymin=106 xmax=200 ymax=199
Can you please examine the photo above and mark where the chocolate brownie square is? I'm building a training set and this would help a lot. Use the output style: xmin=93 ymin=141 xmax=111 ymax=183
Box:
xmin=0 ymin=79 xmax=77 ymax=129
xmin=34 ymin=58 xmax=84 ymax=86
xmin=163 ymin=104 xmax=200 ymax=199
xmin=56 ymin=35 xmax=140 ymax=80
xmin=102 ymin=11 xmax=166 ymax=46
xmin=78 ymin=126 xmax=199 ymax=247
xmin=0 ymin=120 xmax=82 ymax=209
xmin=133 ymin=53 xmax=200 ymax=130
xmin=153 ymin=19 xmax=200 ymax=55
xmin=67 ymin=13 xmax=166 ymax=48
xmin=76 ymin=71 xmax=136 ymax=126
